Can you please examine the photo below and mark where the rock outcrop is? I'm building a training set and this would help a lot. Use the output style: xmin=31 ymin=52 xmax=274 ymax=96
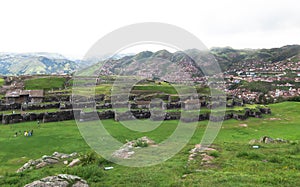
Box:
xmin=112 ymin=136 xmax=155 ymax=159
xmin=17 ymin=152 xmax=78 ymax=173
xmin=24 ymin=174 xmax=89 ymax=187
xmin=249 ymin=136 xmax=289 ymax=144
xmin=188 ymin=144 xmax=218 ymax=166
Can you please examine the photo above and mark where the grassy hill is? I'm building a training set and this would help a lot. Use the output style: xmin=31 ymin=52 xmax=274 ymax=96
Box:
xmin=0 ymin=77 xmax=4 ymax=87
xmin=0 ymin=102 xmax=299 ymax=186
xmin=211 ymin=45 xmax=300 ymax=72
xmin=24 ymin=77 xmax=67 ymax=90
xmin=0 ymin=53 xmax=80 ymax=75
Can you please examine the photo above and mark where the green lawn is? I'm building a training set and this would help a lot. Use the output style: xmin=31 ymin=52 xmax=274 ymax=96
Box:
xmin=24 ymin=77 xmax=66 ymax=90
xmin=0 ymin=78 xmax=5 ymax=87
xmin=0 ymin=102 xmax=300 ymax=186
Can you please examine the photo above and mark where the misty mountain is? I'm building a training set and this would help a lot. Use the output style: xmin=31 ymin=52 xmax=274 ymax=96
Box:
xmin=1 ymin=45 xmax=300 ymax=76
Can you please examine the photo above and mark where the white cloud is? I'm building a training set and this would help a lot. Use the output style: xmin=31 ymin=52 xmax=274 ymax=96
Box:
xmin=0 ymin=0 xmax=299 ymax=58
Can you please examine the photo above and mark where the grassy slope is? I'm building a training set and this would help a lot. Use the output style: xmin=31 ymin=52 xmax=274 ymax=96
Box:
xmin=24 ymin=77 xmax=66 ymax=90
xmin=0 ymin=78 xmax=4 ymax=87
xmin=0 ymin=102 xmax=299 ymax=186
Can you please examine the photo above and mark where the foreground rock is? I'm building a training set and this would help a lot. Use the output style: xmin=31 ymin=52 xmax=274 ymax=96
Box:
xmin=17 ymin=152 xmax=78 ymax=173
xmin=188 ymin=144 xmax=217 ymax=166
xmin=112 ymin=136 xmax=155 ymax=159
xmin=24 ymin=174 xmax=89 ymax=187
xmin=249 ymin=136 xmax=289 ymax=144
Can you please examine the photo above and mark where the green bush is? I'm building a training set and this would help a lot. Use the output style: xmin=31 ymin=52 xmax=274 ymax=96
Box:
xmin=62 ymin=165 xmax=104 ymax=183
xmin=134 ymin=139 xmax=148 ymax=147
xmin=290 ymin=144 xmax=300 ymax=155
xmin=209 ymin=151 xmax=220 ymax=158
xmin=80 ymin=152 xmax=99 ymax=166
xmin=269 ymin=156 xmax=283 ymax=164
xmin=236 ymin=151 xmax=263 ymax=160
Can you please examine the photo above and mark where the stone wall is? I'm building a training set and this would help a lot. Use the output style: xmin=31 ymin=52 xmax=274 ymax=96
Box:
xmin=0 ymin=107 xmax=271 ymax=124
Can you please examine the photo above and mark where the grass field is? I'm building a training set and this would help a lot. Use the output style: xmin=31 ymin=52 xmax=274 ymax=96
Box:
xmin=0 ymin=102 xmax=300 ymax=186
xmin=0 ymin=78 xmax=4 ymax=87
xmin=24 ymin=77 xmax=66 ymax=90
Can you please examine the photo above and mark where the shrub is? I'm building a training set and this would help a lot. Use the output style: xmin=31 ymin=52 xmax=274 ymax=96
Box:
xmin=62 ymin=165 xmax=104 ymax=183
xmin=236 ymin=151 xmax=263 ymax=160
xmin=236 ymin=151 xmax=249 ymax=158
xmin=134 ymin=139 xmax=148 ymax=148
xmin=290 ymin=144 xmax=300 ymax=155
xmin=80 ymin=152 xmax=99 ymax=166
xmin=209 ymin=151 xmax=220 ymax=158
xmin=269 ymin=156 xmax=283 ymax=164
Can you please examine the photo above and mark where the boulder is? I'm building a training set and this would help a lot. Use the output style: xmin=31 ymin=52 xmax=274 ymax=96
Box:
xmin=43 ymin=158 xmax=59 ymax=164
xmin=35 ymin=161 xmax=48 ymax=169
xmin=24 ymin=174 xmax=89 ymax=187
xmin=17 ymin=152 xmax=79 ymax=172
xmin=68 ymin=158 xmax=80 ymax=167
xmin=112 ymin=137 xmax=156 ymax=159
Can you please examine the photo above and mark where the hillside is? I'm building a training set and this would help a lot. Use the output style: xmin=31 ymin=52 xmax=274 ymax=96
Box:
xmin=77 ymin=49 xmax=207 ymax=82
xmin=0 ymin=102 xmax=300 ymax=186
xmin=78 ymin=45 xmax=300 ymax=78
xmin=0 ymin=53 xmax=84 ymax=75
xmin=211 ymin=45 xmax=300 ymax=72
xmin=1 ymin=45 xmax=300 ymax=76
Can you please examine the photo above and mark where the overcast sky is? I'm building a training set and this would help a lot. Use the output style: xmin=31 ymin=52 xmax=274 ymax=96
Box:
xmin=0 ymin=0 xmax=299 ymax=59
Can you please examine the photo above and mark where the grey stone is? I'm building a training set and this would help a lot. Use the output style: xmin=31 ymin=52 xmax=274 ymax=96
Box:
xmin=68 ymin=158 xmax=80 ymax=167
xmin=24 ymin=174 xmax=89 ymax=187
xmin=36 ymin=161 xmax=48 ymax=169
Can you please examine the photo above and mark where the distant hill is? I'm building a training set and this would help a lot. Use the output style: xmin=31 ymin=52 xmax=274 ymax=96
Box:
xmin=0 ymin=52 xmax=136 ymax=76
xmin=77 ymin=49 xmax=207 ymax=81
xmin=211 ymin=45 xmax=300 ymax=72
xmin=1 ymin=45 xmax=300 ymax=76
xmin=0 ymin=53 xmax=81 ymax=75
xmin=78 ymin=45 xmax=300 ymax=79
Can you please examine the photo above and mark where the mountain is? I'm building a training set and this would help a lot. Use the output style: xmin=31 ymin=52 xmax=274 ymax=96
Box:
xmin=1 ymin=45 xmax=300 ymax=76
xmin=76 ymin=45 xmax=300 ymax=81
xmin=0 ymin=53 xmax=81 ymax=75
xmin=0 ymin=52 xmax=138 ymax=76
xmin=211 ymin=45 xmax=300 ymax=72
xmin=76 ymin=49 xmax=208 ymax=83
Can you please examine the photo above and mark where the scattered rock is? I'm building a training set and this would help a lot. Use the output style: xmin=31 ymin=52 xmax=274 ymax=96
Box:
xmin=268 ymin=118 xmax=281 ymax=121
xmin=260 ymin=136 xmax=274 ymax=144
xmin=188 ymin=144 xmax=217 ymax=166
xmin=24 ymin=174 xmax=89 ymax=187
xmin=181 ymin=174 xmax=187 ymax=178
xmin=52 ymin=152 xmax=78 ymax=159
xmin=112 ymin=137 xmax=155 ymax=159
xmin=17 ymin=159 xmax=40 ymax=173
xmin=239 ymin=124 xmax=248 ymax=127
xmin=43 ymin=158 xmax=59 ymax=164
xmin=201 ymin=154 xmax=214 ymax=163
xmin=63 ymin=160 xmax=68 ymax=165
xmin=17 ymin=152 xmax=80 ymax=173
xmin=248 ymin=139 xmax=257 ymax=145
xmin=36 ymin=161 xmax=48 ymax=169
xmin=138 ymin=136 xmax=155 ymax=145
xmin=68 ymin=158 xmax=80 ymax=167
xmin=249 ymin=136 xmax=289 ymax=144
